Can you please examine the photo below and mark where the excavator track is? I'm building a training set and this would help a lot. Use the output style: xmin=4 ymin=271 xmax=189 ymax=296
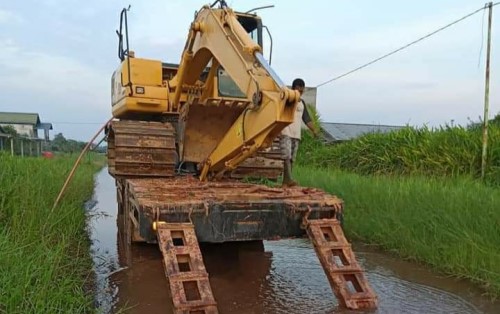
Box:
xmin=155 ymin=222 xmax=218 ymax=314
xmin=304 ymin=217 xmax=378 ymax=309
xmin=107 ymin=120 xmax=178 ymax=178
xmin=230 ymin=138 xmax=283 ymax=180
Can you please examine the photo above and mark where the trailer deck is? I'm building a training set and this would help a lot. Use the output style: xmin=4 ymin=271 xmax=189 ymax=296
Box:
xmin=118 ymin=176 xmax=344 ymax=243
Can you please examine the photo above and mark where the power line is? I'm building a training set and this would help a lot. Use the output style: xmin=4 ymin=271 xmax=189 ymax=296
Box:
xmin=315 ymin=2 xmax=499 ymax=88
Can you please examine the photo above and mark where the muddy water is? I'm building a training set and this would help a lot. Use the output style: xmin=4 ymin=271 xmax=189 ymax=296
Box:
xmin=87 ymin=168 xmax=500 ymax=314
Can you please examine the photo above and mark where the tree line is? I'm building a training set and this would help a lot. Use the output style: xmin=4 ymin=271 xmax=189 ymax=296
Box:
xmin=2 ymin=126 xmax=105 ymax=153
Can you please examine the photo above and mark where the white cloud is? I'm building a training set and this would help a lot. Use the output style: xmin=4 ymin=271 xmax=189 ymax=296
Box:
xmin=337 ymin=6 xmax=483 ymax=52
xmin=0 ymin=9 xmax=23 ymax=24
xmin=268 ymin=2 xmax=500 ymax=128
xmin=315 ymin=66 xmax=497 ymax=128
xmin=1 ymin=55 xmax=106 ymax=105
xmin=0 ymin=38 xmax=19 ymax=52
xmin=0 ymin=40 xmax=111 ymax=130
xmin=0 ymin=45 xmax=112 ymax=139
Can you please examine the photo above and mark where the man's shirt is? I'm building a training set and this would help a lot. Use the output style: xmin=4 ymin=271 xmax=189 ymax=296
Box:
xmin=281 ymin=99 xmax=312 ymax=140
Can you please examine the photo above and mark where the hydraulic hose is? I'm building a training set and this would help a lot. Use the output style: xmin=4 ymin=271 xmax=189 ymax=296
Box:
xmin=52 ymin=118 xmax=113 ymax=210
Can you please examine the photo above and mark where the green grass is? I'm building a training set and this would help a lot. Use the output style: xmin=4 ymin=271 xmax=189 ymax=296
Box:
xmin=295 ymin=166 xmax=500 ymax=297
xmin=0 ymin=153 xmax=104 ymax=313
xmin=293 ymin=114 xmax=500 ymax=296
xmin=298 ymin=124 xmax=500 ymax=185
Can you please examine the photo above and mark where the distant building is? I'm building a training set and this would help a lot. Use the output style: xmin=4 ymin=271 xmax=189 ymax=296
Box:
xmin=0 ymin=125 xmax=10 ymax=150
xmin=301 ymin=87 xmax=317 ymax=108
xmin=281 ymin=88 xmax=403 ymax=142
xmin=320 ymin=122 xmax=405 ymax=143
xmin=0 ymin=125 xmax=7 ymax=136
xmin=0 ymin=112 xmax=53 ymax=141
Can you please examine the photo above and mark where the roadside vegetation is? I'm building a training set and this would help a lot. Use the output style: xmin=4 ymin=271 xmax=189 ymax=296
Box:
xmin=0 ymin=153 xmax=104 ymax=313
xmin=295 ymin=110 xmax=500 ymax=297
xmin=295 ymin=166 xmax=500 ymax=297
xmin=298 ymin=119 xmax=500 ymax=185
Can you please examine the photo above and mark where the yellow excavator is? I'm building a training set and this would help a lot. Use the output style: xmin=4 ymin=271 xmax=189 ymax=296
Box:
xmin=107 ymin=1 xmax=377 ymax=312
xmin=109 ymin=1 xmax=297 ymax=181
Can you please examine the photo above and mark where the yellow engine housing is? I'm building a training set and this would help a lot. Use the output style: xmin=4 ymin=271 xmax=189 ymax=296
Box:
xmin=111 ymin=57 xmax=169 ymax=118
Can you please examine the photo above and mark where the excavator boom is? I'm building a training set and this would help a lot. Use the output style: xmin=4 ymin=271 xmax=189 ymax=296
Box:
xmin=172 ymin=5 xmax=300 ymax=180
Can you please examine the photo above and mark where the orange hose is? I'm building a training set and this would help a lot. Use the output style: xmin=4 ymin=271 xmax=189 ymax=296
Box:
xmin=52 ymin=118 xmax=113 ymax=210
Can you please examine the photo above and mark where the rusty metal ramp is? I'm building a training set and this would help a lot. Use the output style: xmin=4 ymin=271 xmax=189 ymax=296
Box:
xmin=154 ymin=221 xmax=218 ymax=314
xmin=304 ymin=217 xmax=378 ymax=310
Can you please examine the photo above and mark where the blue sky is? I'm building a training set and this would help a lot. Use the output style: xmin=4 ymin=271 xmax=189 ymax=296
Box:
xmin=0 ymin=0 xmax=498 ymax=140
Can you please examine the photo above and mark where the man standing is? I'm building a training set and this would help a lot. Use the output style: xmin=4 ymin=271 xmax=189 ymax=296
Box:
xmin=280 ymin=78 xmax=319 ymax=187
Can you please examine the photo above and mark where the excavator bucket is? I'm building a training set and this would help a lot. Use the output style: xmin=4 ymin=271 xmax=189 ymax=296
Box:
xmin=180 ymin=96 xmax=284 ymax=180
xmin=181 ymin=102 xmax=246 ymax=166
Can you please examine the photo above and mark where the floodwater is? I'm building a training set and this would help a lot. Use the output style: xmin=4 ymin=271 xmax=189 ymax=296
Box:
xmin=87 ymin=168 xmax=500 ymax=314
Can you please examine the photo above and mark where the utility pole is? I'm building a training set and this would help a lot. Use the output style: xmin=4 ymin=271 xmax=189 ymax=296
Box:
xmin=481 ymin=2 xmax=493 ymax=180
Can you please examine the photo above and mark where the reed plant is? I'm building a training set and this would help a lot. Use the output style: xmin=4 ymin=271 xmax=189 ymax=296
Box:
xmin=298 ymin=124 xmax=500 ymax=185
xmin=0 ymin=153 xmax=104 ymax=313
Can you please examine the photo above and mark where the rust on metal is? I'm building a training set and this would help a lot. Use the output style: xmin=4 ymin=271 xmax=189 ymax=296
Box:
xmin=107 ymin=120 xmax=178 ymax=177
xmin=304 ymin=218 xmax=378 ymax=309
xmin=125 ymin=175 xmax=344 ymax=216
xmin=230 ymin=156 xmax=283 ymax=179
xmin=230 ymin=138 xmax=284 ymax=180
xmin=156 ymin=222 xmax=218 ymax=313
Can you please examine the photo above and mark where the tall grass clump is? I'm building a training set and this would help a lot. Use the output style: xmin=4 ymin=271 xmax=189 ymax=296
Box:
xmin=295 ymin=166 xmax=500 ymax=297
xmin=0 ymin=153 xmax=104 ymax=313
xmin=298 ymin=124 xmax=500 ymax=185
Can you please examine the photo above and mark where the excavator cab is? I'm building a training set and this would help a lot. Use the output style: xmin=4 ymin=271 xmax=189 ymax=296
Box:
xmin=236 ymin=12 xmax=263 ymax=47
xmin=216 ymin=12 xmax=266 ymax=98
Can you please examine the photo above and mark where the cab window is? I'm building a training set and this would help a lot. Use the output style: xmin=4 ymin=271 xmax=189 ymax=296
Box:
xmin=218 ymin=15 xmax=262 ymax=98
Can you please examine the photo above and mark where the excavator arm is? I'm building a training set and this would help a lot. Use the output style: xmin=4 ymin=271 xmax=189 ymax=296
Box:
xmin=170 ymin=4 xmax=300 ymax=180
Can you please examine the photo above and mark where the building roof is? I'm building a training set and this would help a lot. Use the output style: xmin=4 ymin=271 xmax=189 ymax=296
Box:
xmin=320 ymin=122 xmax=405 ymax=142
xmin=38 ymin=122 xmax=53 ymax=130
xmin=0 ymin=112 xmax=41 ymax=126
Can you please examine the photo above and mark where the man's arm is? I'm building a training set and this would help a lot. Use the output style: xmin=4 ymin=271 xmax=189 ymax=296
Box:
xmin=302 ymin=102 xmax=320 ymax=137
